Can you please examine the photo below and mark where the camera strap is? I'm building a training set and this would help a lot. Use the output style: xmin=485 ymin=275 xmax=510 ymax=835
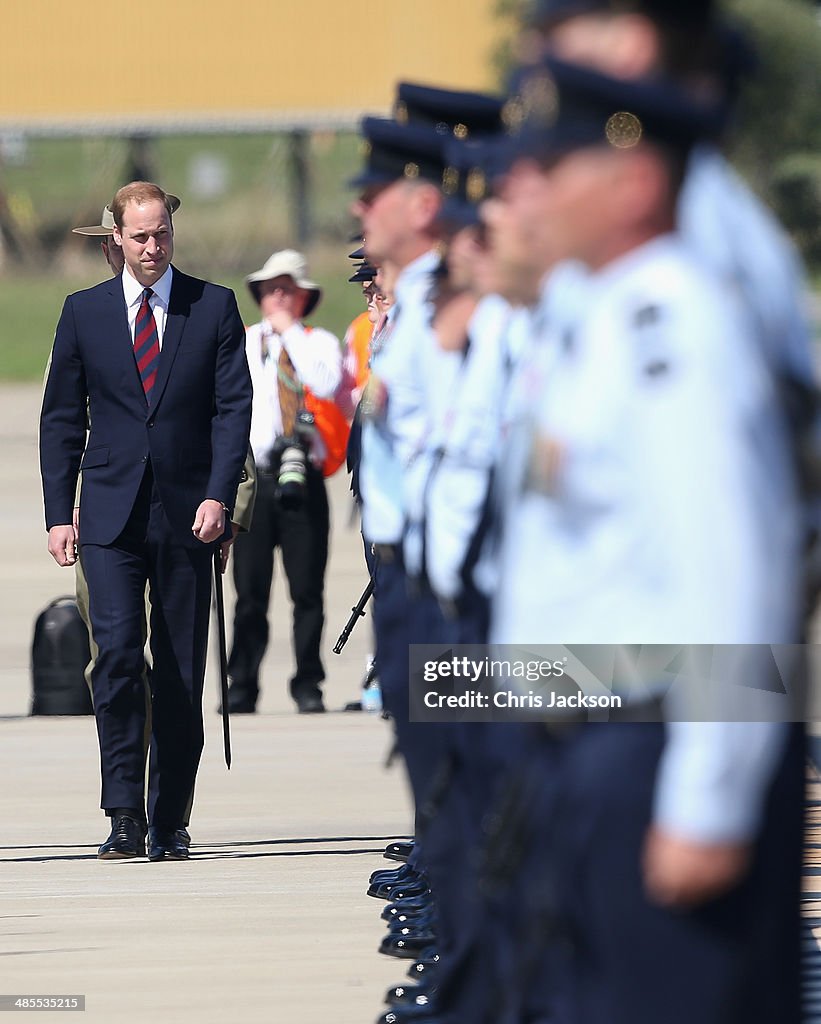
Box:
xmin=276 ymin=347 xmax=305 ymax=436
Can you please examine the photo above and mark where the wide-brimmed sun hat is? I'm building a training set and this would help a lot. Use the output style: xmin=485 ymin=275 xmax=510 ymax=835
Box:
xmin=72 ymin=193 xmax=182 ymax=235
xmin=245 ymin=249 xmax=322 ymax=316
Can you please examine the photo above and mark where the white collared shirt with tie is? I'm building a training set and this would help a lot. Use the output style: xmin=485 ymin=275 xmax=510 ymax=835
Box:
xmin=121 ymin=265 xmax=173 ymax=347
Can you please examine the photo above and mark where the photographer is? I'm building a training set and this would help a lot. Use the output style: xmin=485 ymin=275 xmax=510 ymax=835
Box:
xmin=226 ymin=250 xmax=342 ymax=714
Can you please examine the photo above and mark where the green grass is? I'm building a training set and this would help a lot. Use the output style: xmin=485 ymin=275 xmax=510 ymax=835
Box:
xmin=0 ymin=273 xmax=99 ymax=380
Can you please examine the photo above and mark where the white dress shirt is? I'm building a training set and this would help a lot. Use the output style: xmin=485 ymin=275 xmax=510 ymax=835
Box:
xmin=121 ymin=265 xmax=172 ymax=346
xmin=245 ymin=318 xmax=342 ymax=468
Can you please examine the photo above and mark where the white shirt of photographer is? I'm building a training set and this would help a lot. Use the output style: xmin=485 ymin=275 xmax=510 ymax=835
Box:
xmin=245 ymin=318 xmax=342 ymax=468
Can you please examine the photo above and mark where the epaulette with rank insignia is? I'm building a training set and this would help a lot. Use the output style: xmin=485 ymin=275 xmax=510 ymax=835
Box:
xmin=632 ymin=303 xmax=671 ymax=379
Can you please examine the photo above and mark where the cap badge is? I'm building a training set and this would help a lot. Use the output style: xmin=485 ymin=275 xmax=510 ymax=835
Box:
xmin=605 ymin=111 xmax=643 ymax=149
xmin=466 ymin=168 xmax=487 ymax=204
xmin=442 ymin=166 xmax=459 ymax=196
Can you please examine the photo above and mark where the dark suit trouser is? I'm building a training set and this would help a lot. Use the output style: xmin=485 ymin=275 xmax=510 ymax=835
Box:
xmin=228 ymin=469 xmax=329 ymax=700
xmin=80 ymin=466 xmax=213 ymax=829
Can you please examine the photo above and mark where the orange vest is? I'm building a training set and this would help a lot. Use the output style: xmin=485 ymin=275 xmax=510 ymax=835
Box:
xmin=302 ymin=325 xmax=350 ymax=478
xmin=347 ymin=311 xmax=373 ymax=391
xmin=304 ymin=388 xmax=349 ymax=477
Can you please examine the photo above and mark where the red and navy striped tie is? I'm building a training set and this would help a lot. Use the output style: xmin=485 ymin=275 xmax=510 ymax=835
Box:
xmin=134 ymin=288 xmax=160 ymax=401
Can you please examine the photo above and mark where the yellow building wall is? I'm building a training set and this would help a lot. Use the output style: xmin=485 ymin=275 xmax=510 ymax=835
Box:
xmin=1 ymin=0 xmax=505 ymax=130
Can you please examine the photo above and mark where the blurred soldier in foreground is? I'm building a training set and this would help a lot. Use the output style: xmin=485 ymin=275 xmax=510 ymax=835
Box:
xmin=523 ymin=0 xmax=816 ymax=394
xmin=350 ymin=88 xmax=514 ymax=1020
xmin=477 ymin=48 xmax=805 ymax=1024
xmin=349 ymin=111 xmax=449 ymax=855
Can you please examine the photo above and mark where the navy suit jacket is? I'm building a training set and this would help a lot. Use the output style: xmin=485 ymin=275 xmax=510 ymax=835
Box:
xmin=40 ymin=267 xmax=252 ymax=548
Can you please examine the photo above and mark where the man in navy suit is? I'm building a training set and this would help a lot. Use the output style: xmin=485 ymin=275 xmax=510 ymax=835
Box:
xmin=40 ymin=181 xmax=252 ymax=862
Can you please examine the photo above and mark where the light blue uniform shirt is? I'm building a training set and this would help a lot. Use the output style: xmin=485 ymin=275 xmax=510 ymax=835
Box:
xmin=492 ymin=234 xmax=802 ymax=842
xmin=681 ymin=145 xmax=815 ymax=387
xmin=402 ymin=318 xmax=464 ymax=578
xmin=416 ymin=295 xmax=523 ymax=599
xmin=360 ymin=249 xmax=440 ymax=544
xmin=475 ymin=263 xmax=590 ymax=597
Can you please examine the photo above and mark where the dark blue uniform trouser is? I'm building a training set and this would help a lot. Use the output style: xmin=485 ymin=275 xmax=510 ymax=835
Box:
xmin=371 ymin=551 xmax=449 ymax=835
xmin=442 ymin=722 xmax=805 ymax=1024
xmin=81 ymin=466 xmax=213 ymax=829
xmin=400 ymin=586 xmax=535 ymax=1007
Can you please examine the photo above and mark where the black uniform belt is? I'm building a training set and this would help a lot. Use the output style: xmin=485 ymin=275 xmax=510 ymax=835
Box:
xmin=371 ymin=542 xmax=402 ymax=565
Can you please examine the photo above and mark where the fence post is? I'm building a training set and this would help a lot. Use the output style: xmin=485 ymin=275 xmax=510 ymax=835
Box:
xmin=288 ymin=129 xmax=311 ymax=247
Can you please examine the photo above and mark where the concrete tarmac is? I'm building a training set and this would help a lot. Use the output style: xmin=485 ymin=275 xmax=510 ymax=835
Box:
xmin=1 ymin=384 xmax=414 ymax=1024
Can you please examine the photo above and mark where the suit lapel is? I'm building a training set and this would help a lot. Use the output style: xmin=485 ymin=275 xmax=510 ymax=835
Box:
xmin=104 ymin=278 xmax=146 ymax=405
xmin=150 ymin=267 xmax=189 ymax=412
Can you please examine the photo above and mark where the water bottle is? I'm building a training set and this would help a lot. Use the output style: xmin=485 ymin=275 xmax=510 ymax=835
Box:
xmin=362 ymin=681 xmax=382 ymax=714
xmin=361 ymin=655 xmax=382 ymax=713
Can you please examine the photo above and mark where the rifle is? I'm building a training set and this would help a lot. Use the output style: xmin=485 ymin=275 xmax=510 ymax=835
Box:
xmin=333 ymin=575 xmax=375 ymax=654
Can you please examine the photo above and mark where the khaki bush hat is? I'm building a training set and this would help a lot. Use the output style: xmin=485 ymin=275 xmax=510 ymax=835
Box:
xmin=72 ymin=193 xmax=182 ymax=235
xmin=245 ymin=249 xmax=322 ymax=316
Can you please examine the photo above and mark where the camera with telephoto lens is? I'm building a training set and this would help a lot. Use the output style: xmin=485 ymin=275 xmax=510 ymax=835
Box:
xmin=271 ymin=409 xmax=316 ymax=509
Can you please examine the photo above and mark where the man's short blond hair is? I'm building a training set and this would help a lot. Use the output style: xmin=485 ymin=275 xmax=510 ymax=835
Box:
xmin=111 ymin=182 xmax=174 ymax=229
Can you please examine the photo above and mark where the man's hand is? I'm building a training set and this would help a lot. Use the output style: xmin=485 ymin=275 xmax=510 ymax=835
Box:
xmin=219 ymin=522 xmax=241 ymax=574
xmin=267 ymin=309 xmax=297 ymax=335
xmin=643 ymin=825 xmax=751 ymax=909
xmin=192 ymin=499 xmax=226 ymax=544
xmin=48 ymin=524 xmax=78 ymax=567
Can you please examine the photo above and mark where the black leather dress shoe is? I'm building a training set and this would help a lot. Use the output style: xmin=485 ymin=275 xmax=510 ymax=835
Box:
xmin=383 ymin=901 xmax=433 ymax=924
xmin=387 ymin=910 xmax=437 ymax=933
xmin=379 ymin=930 xmax=438 ymax=959
xmin=220 ymin=686 xmax=258 ymax=714
xmin=148 ymin=827 xmax=190 ymax=861
xmin=370 ymin=879 xmax=432 ymax=900
xmin=98 ymin=815 xmax=146 ymax=859
xmin=368 ymin=873 xmax=429 ymax=898
xmin=385 ymin=982 xmax=437 ymax=1006
xmin=370 ymin=863 xmax=418 ymax=886
xmin=295 ymin=692 xmax=326 ymax=714
xmin=384 ymin=840 xmax=414 ymax=862
xmin=377 ymin=1000 xmax=440 ymax=1023
xmin=406 ymin=954 xmax=440 ymax=981
xmin=382 ymin=899 xmax=432 ymax=923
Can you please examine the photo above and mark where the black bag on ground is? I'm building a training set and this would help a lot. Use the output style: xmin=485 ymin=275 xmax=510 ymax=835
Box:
xmin=31 ymin=596 xmax=93 ymax=716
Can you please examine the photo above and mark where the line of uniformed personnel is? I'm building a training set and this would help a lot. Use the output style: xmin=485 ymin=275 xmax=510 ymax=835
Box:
xmin=344 ymin=1 xmax=815 ymax=1022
